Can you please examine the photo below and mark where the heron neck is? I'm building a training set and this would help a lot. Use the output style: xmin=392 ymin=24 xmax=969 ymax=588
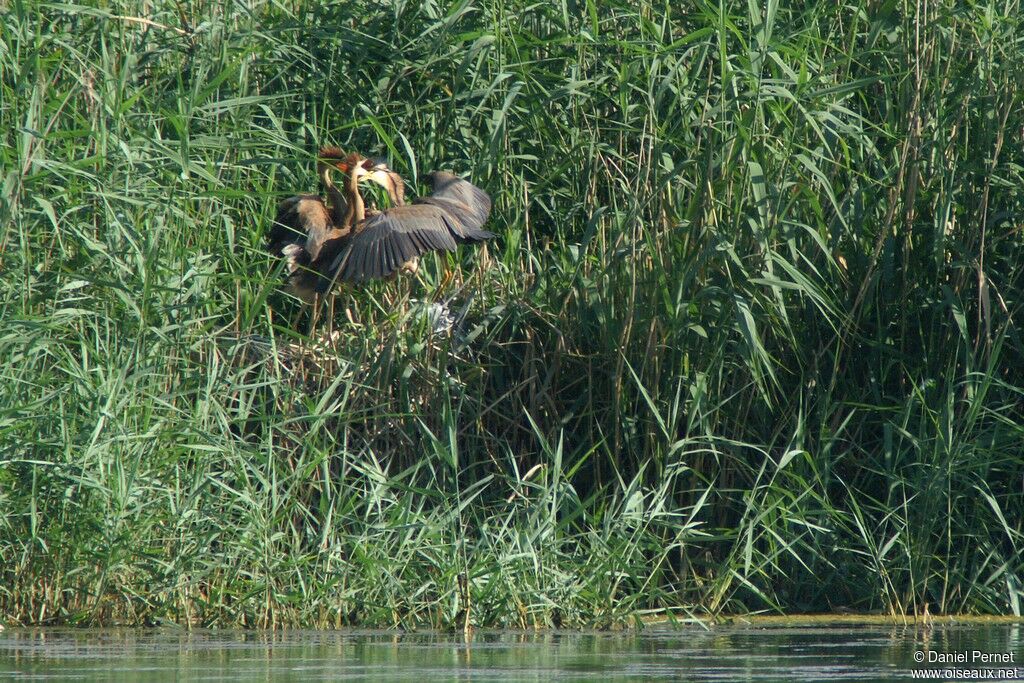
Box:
xmin=387 ymin=172 xmax=405 ymax=206
xmin=319 ymin=162 xmax=348 ymax=226
xmin=345 ymin=172 xmax=365 ymax=225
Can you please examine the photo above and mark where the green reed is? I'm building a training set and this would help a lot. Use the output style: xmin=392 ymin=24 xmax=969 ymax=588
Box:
xmin=1 ymin=0 xmax=1022 ymax=627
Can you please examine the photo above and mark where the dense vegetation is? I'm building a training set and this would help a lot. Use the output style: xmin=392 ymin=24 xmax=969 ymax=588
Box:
xmin=2 ymin=0 xmax=1023 ymax=628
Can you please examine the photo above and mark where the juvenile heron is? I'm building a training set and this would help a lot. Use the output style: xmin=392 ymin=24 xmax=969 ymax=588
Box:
xmin=268 ymin=147 xmax=405 ymax=304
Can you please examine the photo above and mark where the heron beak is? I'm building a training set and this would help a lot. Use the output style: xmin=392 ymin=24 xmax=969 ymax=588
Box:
xmin=355 ymin=159 xmax=374 ymax=180
xmin=349 ymin=163 xmax=372 ymax=182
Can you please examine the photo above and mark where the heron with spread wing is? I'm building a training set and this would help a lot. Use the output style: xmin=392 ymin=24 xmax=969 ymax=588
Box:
xmin=268 ymin=147 xmax=405 ymax=305
xmin=323 ymin=168 xmax=494 ymax=287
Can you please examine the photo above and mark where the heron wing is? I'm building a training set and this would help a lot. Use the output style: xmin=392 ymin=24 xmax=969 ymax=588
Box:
xmin=417 ymin=173 xmax=492 ymax=239
xmin=323 ymin=205 xmax=470 ymax=285
xmin=317 ymin=174 xmax=494 ymax=288
xmin=268 ymin=195 xmax=336 ymax=260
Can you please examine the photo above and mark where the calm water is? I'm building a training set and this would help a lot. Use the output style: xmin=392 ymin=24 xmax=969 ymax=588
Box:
xmin=1 ymin=622 xmax=1022 ymax=681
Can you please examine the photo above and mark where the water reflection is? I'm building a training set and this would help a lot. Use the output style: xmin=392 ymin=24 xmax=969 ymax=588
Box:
xmin=0 ymin=622 xmax=1021 ymax=681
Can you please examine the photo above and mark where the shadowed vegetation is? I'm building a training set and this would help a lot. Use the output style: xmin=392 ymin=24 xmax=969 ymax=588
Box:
xmin=1 ymin=0 xmax=1023 ymax=627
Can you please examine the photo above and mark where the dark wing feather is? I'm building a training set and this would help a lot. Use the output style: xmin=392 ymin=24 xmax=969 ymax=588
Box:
xmin=268 ymin=195 xmax=335 ymax=260
xmin=384 ymin=238 xmax=399 ymax=274
xmin=317 ymin=172 xmax=494 ymax=289
xmin=322 ymin=205 xmax=460 ymax=286
xmin=270 ymin=195 xmax=357 ymax=303
xmin=416 ymin=172 xmax=493 ymax=240
xmin=268 ymin=195 xmax=314 ymax=255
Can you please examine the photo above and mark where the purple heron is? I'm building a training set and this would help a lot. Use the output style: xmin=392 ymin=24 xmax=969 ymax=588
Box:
xmin=268 ymin=147 xmax=406 ymax=304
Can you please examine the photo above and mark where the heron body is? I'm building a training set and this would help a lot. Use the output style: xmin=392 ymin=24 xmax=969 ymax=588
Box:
xmin=269 ymin=148 xmax=406 ymax=303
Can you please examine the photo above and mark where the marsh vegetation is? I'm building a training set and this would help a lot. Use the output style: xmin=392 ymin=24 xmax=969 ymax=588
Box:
xmin=1 ymin=0 xmax=1023 ymax=627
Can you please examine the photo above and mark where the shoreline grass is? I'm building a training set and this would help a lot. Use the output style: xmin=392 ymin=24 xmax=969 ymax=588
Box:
xmin=1 ymin=0 xmax=1023 ymax=628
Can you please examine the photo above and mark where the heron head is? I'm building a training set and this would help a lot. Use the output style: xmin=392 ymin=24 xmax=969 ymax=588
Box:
xmin=337 ymin=153 xmax=368 ymax=180
xmin=318 ymin=146 xmax=344 ymax=159
xmin=362 ymin=157 xmax=392 ymax=183
xmin=358 ymin=158 xmax=405 ymax=205
xmin=315 ymin=147 xmax=356 ymax=186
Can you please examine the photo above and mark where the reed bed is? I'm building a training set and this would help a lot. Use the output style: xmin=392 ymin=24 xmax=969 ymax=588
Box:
xmin=1 ymin=0 xmax=1022 ymax=627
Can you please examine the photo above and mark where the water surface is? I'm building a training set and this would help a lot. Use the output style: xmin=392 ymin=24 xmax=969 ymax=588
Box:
xmin=1 ymin=621 xmax=1021 ymax=681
